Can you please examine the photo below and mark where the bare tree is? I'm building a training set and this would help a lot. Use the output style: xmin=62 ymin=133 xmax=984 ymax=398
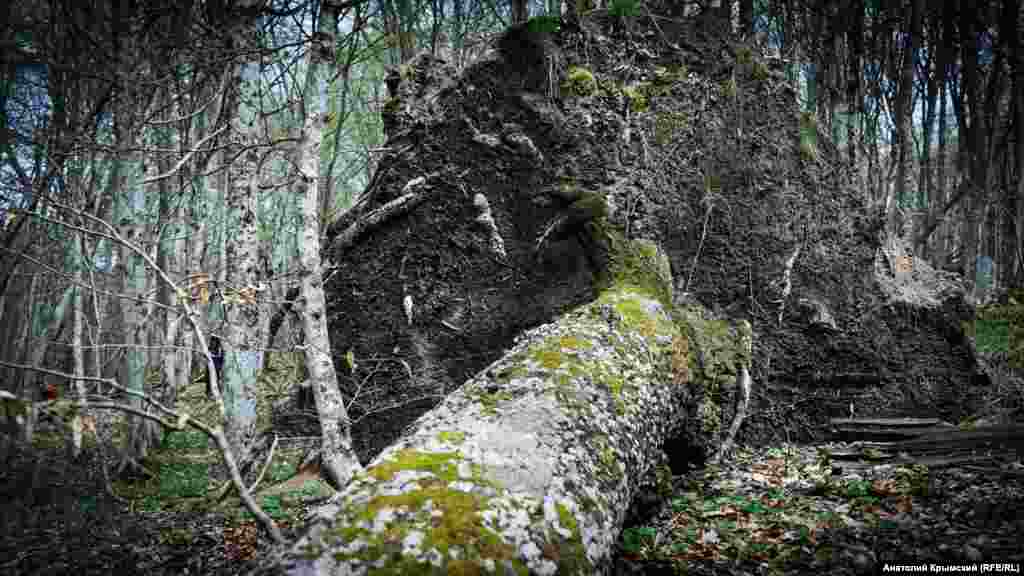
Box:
xmin=292 ymin=0 xmax=365 ymax=489
xmin=511 ymin=0 xmax=529 ymax=24
xmin=891 ymin=0 xmax=923 ymax=240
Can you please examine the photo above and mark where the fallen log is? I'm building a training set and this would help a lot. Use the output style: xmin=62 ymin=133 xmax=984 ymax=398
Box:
xmin=829 ymin=417 xmax=956 ymax=441
xmin=251 ymin=240 xmax=727 ymax=575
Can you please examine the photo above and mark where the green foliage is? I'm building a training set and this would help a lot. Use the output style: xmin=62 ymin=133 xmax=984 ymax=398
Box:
xmin=736 ymin=46 xmax=753 ymax=67
xmin=621 ymin=525 xmax=657 ymax=554
xmin=268 ymin=460 xmax=297 ymax=484
xmin=575 ymin=0 xmax=596 ymax=14
xmin=382 ymin=96 xmax=401 ymax=114
xmin=158 ymin=461 xmax=210 ymax=499
xmin=751 ymin=60 xmax=770 ymax=82
xmin=258 ymin=495 xmax=285 ymax=518
xmin=894 ymin=464 xmax=931 ymax=497
xmin=609 ymin=0 xmax=640 ymax=18
xmin=161 ymin=429 xmax=208 ymax=451
xmin=972 ymin=316 xmax=1009 ymax=354
xmin=526 ymin=15 xmax=562 ymax=34
xmin=703 ymin=172 xmax=721 ymax=195
xmin=721 ymin=76 xmax=737 ymax=99
xmin=799 ymin=111 xmax=818 ymax=160
xmin=800 ymin=110 xmax=817 ymax=133
xmin=974 ymin=293 xmax=1024 ymax=360
xmin=654 ymin=64 xmax=686 ymax=86
xmin=841 ymin=479 xmax=872 ymax=498
xmin=799 ymin=138 xmax=817 ymax=160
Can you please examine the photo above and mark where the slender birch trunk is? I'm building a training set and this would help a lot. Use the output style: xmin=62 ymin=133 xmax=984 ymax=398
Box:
xmin=292 ymin=0 xmax=364 ymax=488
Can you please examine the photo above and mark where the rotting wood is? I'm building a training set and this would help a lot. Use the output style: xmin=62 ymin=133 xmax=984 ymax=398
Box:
xmin=829 ymin=423 xmax=1024 ymax=471
xmin=829 ymin=417 xmax=957 ymax=441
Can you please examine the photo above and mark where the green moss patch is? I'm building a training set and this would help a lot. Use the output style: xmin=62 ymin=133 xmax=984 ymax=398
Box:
xmin=369 ymin=449 xmax=466 ymax=483
xmin=437 ymin=430 xmax=467 ymax=445
xmin=654 ymin=111 xmax=687 ymax=146
xmin=623 ymin=86 xmax=648 ymax=113
xmin=563 ymin=66 xmax=597 ymax=97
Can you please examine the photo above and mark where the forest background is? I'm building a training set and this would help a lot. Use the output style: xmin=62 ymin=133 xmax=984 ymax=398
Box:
xmin=0 ymin=0 xmax=1022 ymax=548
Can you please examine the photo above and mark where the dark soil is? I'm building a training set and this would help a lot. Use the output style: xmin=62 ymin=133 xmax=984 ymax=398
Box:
xmin=0 ymin=433 xmax=241 ymax=576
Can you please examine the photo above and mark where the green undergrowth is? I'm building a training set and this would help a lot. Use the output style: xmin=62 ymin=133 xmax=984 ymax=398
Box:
xmin=94 ymin=351 xmax=319 ymax=524
xmin=617 ymin=445 xmax=936 ymax=571
xmin=972 ymin=291 xmax=1024 ymax=361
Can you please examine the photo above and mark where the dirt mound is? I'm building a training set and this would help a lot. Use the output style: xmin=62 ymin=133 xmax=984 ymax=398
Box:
xmin=322 ymin=6 xmax=984 ymax=463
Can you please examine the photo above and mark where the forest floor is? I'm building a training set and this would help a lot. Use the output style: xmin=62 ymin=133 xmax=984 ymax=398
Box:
xmin=1 ymin=410 xmax=1022 ymax=575
xmin=3 ymin=343 xmax=1022 ymax=575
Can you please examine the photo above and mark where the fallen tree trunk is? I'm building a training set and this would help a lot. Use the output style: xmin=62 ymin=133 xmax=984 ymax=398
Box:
xmin=252 ymin=240 xmax=739 ymax=575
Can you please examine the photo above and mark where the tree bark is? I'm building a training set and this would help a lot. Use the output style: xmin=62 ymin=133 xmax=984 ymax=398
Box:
xmin=222 ymin=0 xmax=269 ymax=463
xmin=293 ymin=0 xmax=364 ymax=490
xmin=252 ymin=240 xmax=746 ymax=576
xmin=1007 ymin=0 xmax=1024 ymax=284
xmin=120 ymin=153 xmax=153 ymax=468
xmin=959 ymin=6 xmax=983 ymax=294
xmin=933 ymin=13 xmax=950 ymax=268
xmin=512 ymin=0 xmax=528 ymax=24
xmin=738 ymin=0 xmax=753 ymax=38
xmin=917 ymin=10 xmax=939 ymax=257
xmin=893 ymin=0 xmax=922 ymax=240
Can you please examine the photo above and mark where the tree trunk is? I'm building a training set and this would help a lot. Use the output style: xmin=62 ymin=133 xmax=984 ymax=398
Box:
xmin=849 ymin=0 xmax=864 ymax=169
xmin=893 ymin=0 xmax=922 ymax=240
xmin=71 ymin=271 xmax=86 ymax=459
xmin=218 ymin=0 xmax=274 ymax=465
xmin=934 ymin=42 xmax=949 ymax=268
xmin=254 ymin=241 xmax=746 ymax=576
xmin=917 ymin=12 xmax=939 ymax=257
xmin=1007 ymin=0 xmax=1024 ymax=284
xmin=959 ymin=7 xmax=986 ymax=297
xmin=120 ymin=171 xmax=153 ymax=467
xmin=511 ymin=0 xmax=528 ymax=24
xmin=293 ymin=0 xmax=364 ymax=490
xmin=738 ymin=0 xmax=753 ymax=37
xmin=223 ymin=102 xmax=263 ymax=462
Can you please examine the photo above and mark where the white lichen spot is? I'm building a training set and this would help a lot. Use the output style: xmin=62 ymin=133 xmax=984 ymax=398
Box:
xmin=451 ymin=480 xmax=476 ymax=492
xmin=488 ymin=503 xmax=532 ymax=535
xmin=338 ymin=538 xmax=368 ymax=556
xmin=520 ymin=541 xmax=542 ymax=563
xmin=402 ymin=531 xmax=425 ymax=555
xmin=535 ymin=559 xmax=558 ymax=576
xmin=372 ymin=508 xmax=396 ymax=532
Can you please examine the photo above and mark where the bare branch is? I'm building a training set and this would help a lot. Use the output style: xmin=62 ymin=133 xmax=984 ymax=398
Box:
xmin=140 ymin=124 xmax=229 ymax=185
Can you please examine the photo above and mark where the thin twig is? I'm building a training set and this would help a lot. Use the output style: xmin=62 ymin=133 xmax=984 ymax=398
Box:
xmin=248 ymin=434 xmax=279 ymax=494
xmin=685 ymin=199 xmax=714 ymax=294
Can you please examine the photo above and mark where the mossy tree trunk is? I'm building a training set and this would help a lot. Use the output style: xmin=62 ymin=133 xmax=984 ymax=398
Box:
xmin=252 ymin=240 xmax=750 ymax=575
